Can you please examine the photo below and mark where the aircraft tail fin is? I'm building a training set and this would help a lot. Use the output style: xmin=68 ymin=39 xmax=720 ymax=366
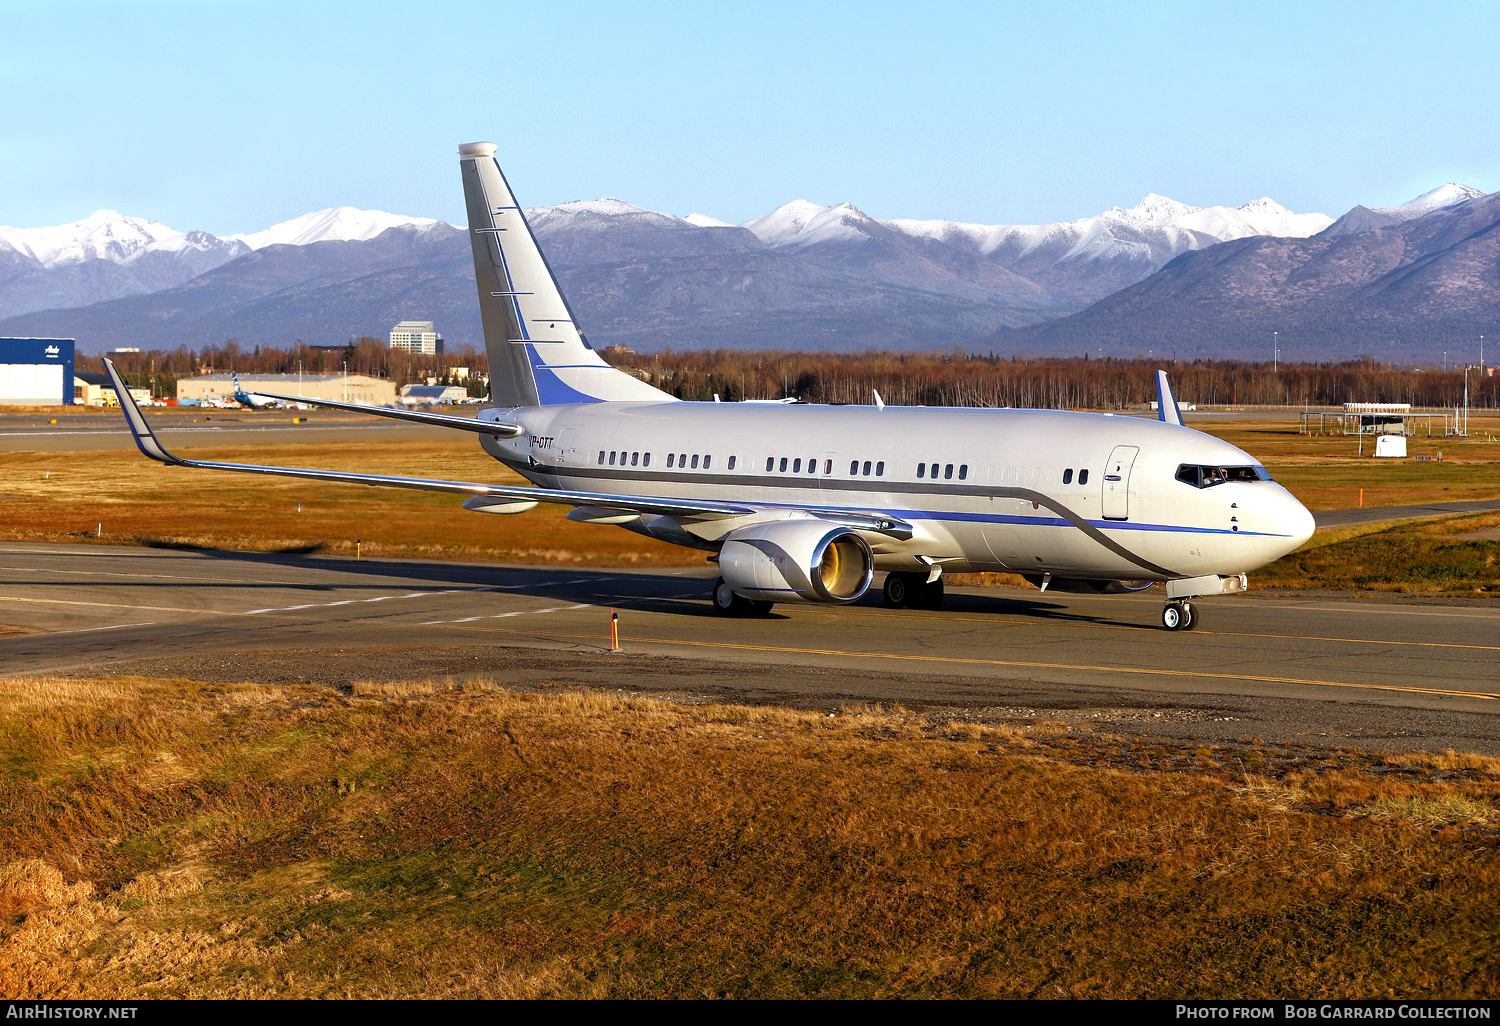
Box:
xmin=458 ymin=143 xmax=674 ymax=409
xmin=1155 ymin=370 xmax=1184 ymax=427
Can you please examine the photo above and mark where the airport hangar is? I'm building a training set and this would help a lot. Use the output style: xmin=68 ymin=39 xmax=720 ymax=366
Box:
xmin=177 ymin=372 xmax=396 ymax=406
xmin=1 ymin=337 xmax=76 ymax=405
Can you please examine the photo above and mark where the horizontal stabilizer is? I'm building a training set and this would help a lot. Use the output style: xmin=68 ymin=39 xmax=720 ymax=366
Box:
xmin=251 ymin=391 xmax=523 ymax=437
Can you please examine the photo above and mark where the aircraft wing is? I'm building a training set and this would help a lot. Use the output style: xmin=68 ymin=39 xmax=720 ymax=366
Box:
xmin=249 ymin=390 xmax=524 ymax=437
xmin=105 ymin=360 xmax=910 ymax=538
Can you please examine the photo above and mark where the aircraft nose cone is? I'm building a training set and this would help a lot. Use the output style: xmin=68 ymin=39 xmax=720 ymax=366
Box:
xmin=1282 ymin=491 xmax=1315 ymax=551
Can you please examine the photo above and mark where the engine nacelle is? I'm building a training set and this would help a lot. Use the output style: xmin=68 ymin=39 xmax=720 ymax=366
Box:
xmin=719 ymin=520 xmax=874 ymax=604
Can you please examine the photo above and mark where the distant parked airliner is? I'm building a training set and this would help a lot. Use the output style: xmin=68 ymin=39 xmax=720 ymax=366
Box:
xmin=106 ymin=142 xmax=1314 ymax=630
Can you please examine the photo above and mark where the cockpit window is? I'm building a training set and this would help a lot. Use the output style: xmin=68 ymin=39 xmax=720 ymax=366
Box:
xmin=1175 ymin=464 xmax=1271 ymax=488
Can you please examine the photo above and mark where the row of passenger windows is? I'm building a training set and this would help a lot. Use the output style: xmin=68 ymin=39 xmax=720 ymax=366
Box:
xmin=917 ymin=463 xmax=969 ymax=480
xmin=590 ymin=454 xmax=1112 ymax=486
xmin=598 ymin=450 xmax=734 ymax=470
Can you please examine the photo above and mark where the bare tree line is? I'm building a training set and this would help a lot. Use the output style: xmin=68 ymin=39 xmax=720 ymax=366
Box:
xmin=84 ymin=342 xmax=1497 ymax=409
xmin=617 ymin=349 xmax=1499 ymax=410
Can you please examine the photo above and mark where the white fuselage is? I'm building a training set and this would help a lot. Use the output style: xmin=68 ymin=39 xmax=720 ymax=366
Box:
xmin=478 ymin=400 xmax=1315 ymax=581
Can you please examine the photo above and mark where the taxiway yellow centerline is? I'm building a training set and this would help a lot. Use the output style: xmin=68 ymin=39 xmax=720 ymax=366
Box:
xmin=809 ymin=606 xmax=1500 ymax=651
xmin=436 ymin=623 xmax=1500 ymax=702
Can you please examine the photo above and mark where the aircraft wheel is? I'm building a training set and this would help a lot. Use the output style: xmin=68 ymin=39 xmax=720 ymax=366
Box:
xmin=713 ymin=578 xmax=751 ymax=617
xmin=915 ymin=577 xmax=944 ymax=609
xmin=1161 ymin=602 xmax=1185 ymax=631
xmin=883 ymin=572 xmax=918 ymax=608
xmin=1180 ymin=600 xmax=1198 ymax=631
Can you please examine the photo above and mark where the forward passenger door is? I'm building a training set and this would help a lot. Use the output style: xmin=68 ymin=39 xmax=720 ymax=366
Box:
xmin=1101 ymin=445 xmax=1139 ymax=521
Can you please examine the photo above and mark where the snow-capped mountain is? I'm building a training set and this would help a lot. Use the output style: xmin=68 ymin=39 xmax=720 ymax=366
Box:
xmin=223 ymin=206 xmax=442 ymax=250
xmin=1374 ymin=183 xmax=1484 ymax=221
xmin=2 ymin=182 xmax=1487 ymax=360
xmin=0 ymin=206 xmax=442 ymax=318
xmin=0 ymin=209 xmax=245 ymax=268
xmin=759 ymin=193 xmax=1333 ymax=262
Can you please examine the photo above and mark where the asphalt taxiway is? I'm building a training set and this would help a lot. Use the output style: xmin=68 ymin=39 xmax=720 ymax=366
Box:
xmin=2 ymin=542 xmax=1496 ymax=755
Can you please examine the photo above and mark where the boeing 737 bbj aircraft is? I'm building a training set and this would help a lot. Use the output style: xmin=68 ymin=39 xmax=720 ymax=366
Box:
xmin=105 ymin=142 xmax=1315 ymax=630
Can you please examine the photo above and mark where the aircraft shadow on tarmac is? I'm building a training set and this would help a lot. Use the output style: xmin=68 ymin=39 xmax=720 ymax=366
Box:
xmin=23 ymin=545 xmax=1149 ymax=629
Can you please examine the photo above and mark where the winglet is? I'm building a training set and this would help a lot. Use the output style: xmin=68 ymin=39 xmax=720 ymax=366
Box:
xmin=1154 ymin=370 xmax=1184 ymax=427
xmin=104 ymin=359 xmax=190 ymax=466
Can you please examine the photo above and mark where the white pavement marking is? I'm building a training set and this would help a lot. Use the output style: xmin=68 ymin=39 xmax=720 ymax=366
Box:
xmin=238 ymin=579 xmax=613 ymax=617
xmin=421 ymin=603 xmax=590 ymax=626
xmin=46 ymin=621 xmax=158 ymax=636
xmin=241 ymin=589 xmax=478 ymax=616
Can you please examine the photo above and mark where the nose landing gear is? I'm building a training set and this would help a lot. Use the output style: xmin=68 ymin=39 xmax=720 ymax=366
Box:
xmin=1161 ymin=600 xmax=1196 ymax=631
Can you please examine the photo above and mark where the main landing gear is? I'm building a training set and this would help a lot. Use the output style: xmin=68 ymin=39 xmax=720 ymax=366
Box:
xmin=1161 ymin=600 xmax=1197 ymax=632
xmin=711 ymin=578 xmax=774 ymax=618
xmin=883 ymin=571 xmax=944 ymax=610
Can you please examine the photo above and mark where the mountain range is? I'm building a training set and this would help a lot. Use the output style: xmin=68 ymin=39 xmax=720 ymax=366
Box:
xmin=1000 ymin=185 xmax=1497 ymax=362
xmin=0 ymin=184 xmax=1490 ymax=361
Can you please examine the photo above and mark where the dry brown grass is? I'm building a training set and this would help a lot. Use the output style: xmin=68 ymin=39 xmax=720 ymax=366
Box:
xmin=0 ymin=440 xmax=692 ymax=566
xmin=2 ymin=672 xmax=1497 ymax=999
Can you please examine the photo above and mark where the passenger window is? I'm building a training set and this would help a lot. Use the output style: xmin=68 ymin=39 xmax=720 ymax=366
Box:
xmin=824 ymin=459 xmax=832 ymax=474
xmin=643 ymin=453 xmax=651 ymax=467
xmin=876 ymin=461 xmax=885 ymax=476
xmin=1063 ymin=468 xmax=1073 ymax=484
xmin=917 ymin=464 xmax=925 ymax=479
xmin=765 ymin=457 xmax=773 ymax=472
xmin=1079 ymin=469 xmax=1089 ymax=485
xmin=728 ymin=456 xmax=736 ymax=470
xmin=631 ymin=452 xmax=639 ymax=466
xmin=862 ymin=461 xmax=872 ymax=476
xmin=808 ymin=457 xmax=816 ymax=474
xmin=779 ymin=457 xmax=788 ymax=472
xmin=691 ymin=455 xmax=699 ymax=469
xmin=793 ymin=458 xmax=802 ymax=473
xmin=679 ymin=453 xmax=687 ymax=467
xmin=704 ymin=455 xmax=711 ymax=469
xmin=598 ymin=451 xmax=605 ymax=465
xmin=944 ymin=464 xmax=953 ymax=480
xmin=850 ymin=460 xmax=858 ymax=475
xmin=958 ymin=465 xmax=968 ymax=480
xmin=668 ymin=454 xmax=676 ymax=468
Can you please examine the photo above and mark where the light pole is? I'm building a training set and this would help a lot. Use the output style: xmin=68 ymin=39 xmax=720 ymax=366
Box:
xmin=1273 ymin=330 xmax=1278 ymax=372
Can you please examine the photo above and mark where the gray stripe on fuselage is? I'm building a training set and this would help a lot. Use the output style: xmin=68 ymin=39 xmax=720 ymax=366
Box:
xmin=499 ymin=456 xmax=1180 ymax=578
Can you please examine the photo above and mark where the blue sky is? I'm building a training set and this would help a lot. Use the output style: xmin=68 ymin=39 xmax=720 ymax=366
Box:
xmin=2 ymin=0 xmax=1495 ymax=233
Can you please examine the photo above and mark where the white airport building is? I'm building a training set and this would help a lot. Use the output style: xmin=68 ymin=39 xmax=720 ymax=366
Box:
xmin=177 ymin=372 xmax=396 ymax=406
xmin=389 ymin=320 xmax=444 ymax=357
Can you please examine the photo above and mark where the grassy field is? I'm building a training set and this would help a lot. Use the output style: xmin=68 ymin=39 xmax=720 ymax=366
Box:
xmin=1255 ymin=512 xmax=1500 ymax=595
xmin=3 ymin=673 xmax=1497 ymax=999
xmin=1 ymin=414 xmax=1497 ymax=591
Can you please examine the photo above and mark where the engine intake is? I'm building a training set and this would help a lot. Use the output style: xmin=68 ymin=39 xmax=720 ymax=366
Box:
xmin=719 ymin=520 xmax=874 ymax=604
